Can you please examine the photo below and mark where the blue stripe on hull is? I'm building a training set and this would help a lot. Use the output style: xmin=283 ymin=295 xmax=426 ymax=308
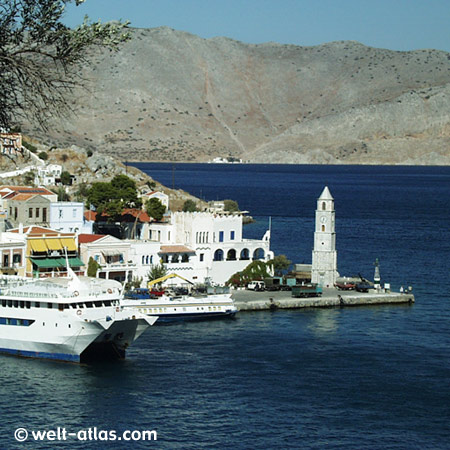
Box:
xmin=156 ymin=311 xmax=236 ymax=323
xmin=0 ymin=347 xmax=80 ymax=363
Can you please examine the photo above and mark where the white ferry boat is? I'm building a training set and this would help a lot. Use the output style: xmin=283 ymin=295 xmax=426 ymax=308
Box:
xmin=0 ymin=274 xmax=157 ymax=363
xmin=122 ymin=288 xmax=237 ymax=323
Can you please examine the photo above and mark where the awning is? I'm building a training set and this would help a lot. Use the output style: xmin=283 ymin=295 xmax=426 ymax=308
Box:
xmin=45 ymin=238 xmax=62 ymax=251
xmin=29 ymin=240 xmax=47 ymax=252
xmin=159 ymin=245 xmax=195 ymax=254
xmin=55 ymin=257 xmax=85 ymax=267
xmin=60 ymin=238 xmax=77 ymax=252
xmin=30 ymin=258 xmax=62 ymax=268
xmin=67 ymin=257 xmax=85 ymax=267
xmin=101 ymin=250 xmax=122 ymax=256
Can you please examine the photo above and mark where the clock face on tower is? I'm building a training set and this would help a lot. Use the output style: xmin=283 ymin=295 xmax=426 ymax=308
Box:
xmin=320 ymin=216 xmax=327 ymax=224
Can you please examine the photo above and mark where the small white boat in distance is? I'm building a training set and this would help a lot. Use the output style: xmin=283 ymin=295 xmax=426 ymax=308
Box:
xmin=122 ymin=274 xmax=237 ymax=322
xmin=0 ymin=273 xmax=157 ymax=363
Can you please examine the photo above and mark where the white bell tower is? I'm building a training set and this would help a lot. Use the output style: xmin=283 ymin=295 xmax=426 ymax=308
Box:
xmin=311 ymin=186 xmax=338 ymax=287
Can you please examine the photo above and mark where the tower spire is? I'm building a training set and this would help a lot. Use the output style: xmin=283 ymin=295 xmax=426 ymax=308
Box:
xmin=311 ymin=186 xmax=339 ymax=287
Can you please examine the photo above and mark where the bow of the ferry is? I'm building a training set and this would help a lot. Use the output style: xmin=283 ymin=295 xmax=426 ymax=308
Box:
xmin=78 ymin=308 xmax=158 ymax=362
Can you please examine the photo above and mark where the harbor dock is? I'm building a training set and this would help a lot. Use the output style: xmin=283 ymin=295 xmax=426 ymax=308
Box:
xmin=233 ymin=288 xmax=414 ymax=311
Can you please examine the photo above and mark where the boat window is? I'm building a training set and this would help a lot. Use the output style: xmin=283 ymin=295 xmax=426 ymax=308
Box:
xmin=58 ymin=304 xmax=64 ymax=312
xmin=34 ymin=302 xmax=40 ymax=308
xmin=47 ymin=303 xmax=53 ymax=309
xmin=1 ymin=300 xmax=6 ymax=307
xmin=104 ymin=300 xmax=112 ymax=307
xmin=86 ymin=302 xmax=93 ymax=308
xmin=94 ymin=301 xmax=103 ymax=308
xmin=70 ymin=303 xmax=77 ymax=309
xmin=77 ymin=303 xmax=84 ymax=308
xmin=26 ymin=301 xmax=31 ymax=309
xmin=14 ymin=300 xmax=19 ymax=308
xmin=8 ymin=300 xmax=12 ymax=307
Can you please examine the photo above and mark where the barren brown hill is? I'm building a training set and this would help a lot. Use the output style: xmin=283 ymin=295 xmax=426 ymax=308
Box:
xmin=24 ymin=27 xmax=450 ymax=164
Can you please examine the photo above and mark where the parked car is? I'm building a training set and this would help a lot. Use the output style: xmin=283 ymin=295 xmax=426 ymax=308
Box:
xmin=247 ymin=281 xmax=265 ymax=291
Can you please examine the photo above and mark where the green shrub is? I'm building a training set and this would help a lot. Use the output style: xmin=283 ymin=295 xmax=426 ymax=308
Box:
xmin=183 ymin=199 xmax=197 ymax=212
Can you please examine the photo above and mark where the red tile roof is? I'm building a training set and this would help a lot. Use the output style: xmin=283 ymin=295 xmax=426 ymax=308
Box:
xmin=0 ymin=185 xmax=55 ymax=196
xmin=78 ymin=234 xmax=106 ymax=244
xmin=10 ymin=225 xmax=74 ymax=237
xmin=84 ymin=208 xmax=152 ymax=223
xmin=84 ymin=210 xmax=97 ymax=221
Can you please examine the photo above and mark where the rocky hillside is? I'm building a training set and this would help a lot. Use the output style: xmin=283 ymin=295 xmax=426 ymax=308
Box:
xmin=23 ymin=27 xmax=450 ymax=165
xmin=0 ymin=140 xmax=204 ymax=212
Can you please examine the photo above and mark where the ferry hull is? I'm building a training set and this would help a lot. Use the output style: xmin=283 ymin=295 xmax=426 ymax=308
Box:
xmin=156 ymin=310 xmax=237 ymax=323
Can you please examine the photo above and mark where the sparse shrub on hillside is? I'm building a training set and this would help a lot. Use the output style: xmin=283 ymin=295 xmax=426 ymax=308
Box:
xmin=22 ymin=141 xmax=37 ymax=153
xmin=38 ymin=151 xmax=48 ymax=160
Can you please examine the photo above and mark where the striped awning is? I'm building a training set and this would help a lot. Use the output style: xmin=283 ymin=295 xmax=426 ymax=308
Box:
xmin=45 ymin=239 xmax=62 ymax=251
xmin=159 ymin=245 xmax=195 ymax=254
xmin=60 ymin=238 xmax=77 ymax=252
xmin=29 ymin=239 xmax=47 ymax=252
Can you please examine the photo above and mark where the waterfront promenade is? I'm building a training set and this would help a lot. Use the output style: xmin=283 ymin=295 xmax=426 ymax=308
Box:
xmin=233 ymin=288 xmax=414 ymax=311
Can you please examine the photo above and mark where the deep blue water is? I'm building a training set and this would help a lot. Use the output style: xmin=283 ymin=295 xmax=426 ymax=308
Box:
xmin=1 ymin=164 xmax=450 ymax=449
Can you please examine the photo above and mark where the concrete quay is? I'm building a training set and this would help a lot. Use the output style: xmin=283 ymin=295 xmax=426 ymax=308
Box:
xmin=232 ymin=288 xmax=415 ymax=311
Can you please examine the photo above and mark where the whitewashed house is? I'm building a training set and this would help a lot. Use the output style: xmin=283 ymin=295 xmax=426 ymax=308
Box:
xmin=36 ymin=164 xmax=62 ymax=186
xmin=79 ymin=234 xmax=135 ymax=282
xmin=50 ymin=202 xmax=93 ymax=234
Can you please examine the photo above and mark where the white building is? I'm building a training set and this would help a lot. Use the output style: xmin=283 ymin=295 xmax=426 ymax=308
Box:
xmin=50 ymin=202 xmax=93 ymax=234
xmin=79 ymin=234 xmax=135 ymax=282
xmin=143 ymin=211 xmax=273 ymax=285
xmin=311 ymin=186 xmax=339 ymax=287
xmin=36 ymin=164 xmax=62 ymax=186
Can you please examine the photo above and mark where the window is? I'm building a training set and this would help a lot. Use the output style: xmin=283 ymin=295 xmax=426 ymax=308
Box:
xmin=29 ymin=208 xmax=33 ymax=218
xmin=230 ymin=231 xmax=235 ymax=240
xmin=59 ymin=209 xmax=63 ymax=219
xmin=322 ymin=202 xmax=326 ymax=211
xmin=13 ymin=253 xmax=21 ymax=264
xmin=200 ymin=253 xmax=204 ymax=262
xmin=36 ymin=208 xmax=40 ymax=218
xmin=73 ymin=208 xmax=77 ymax=218
xmin=219 ymin=231 xmax=224 ymax=242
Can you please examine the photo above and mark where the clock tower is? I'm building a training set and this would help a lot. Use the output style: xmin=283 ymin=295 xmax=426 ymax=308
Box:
xmin=311 ymin=186 xmax=338 ymax=287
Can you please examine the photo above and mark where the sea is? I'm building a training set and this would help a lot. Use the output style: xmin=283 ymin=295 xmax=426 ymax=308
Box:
xmin=1 ymin=164 xmax=449 ymax=449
